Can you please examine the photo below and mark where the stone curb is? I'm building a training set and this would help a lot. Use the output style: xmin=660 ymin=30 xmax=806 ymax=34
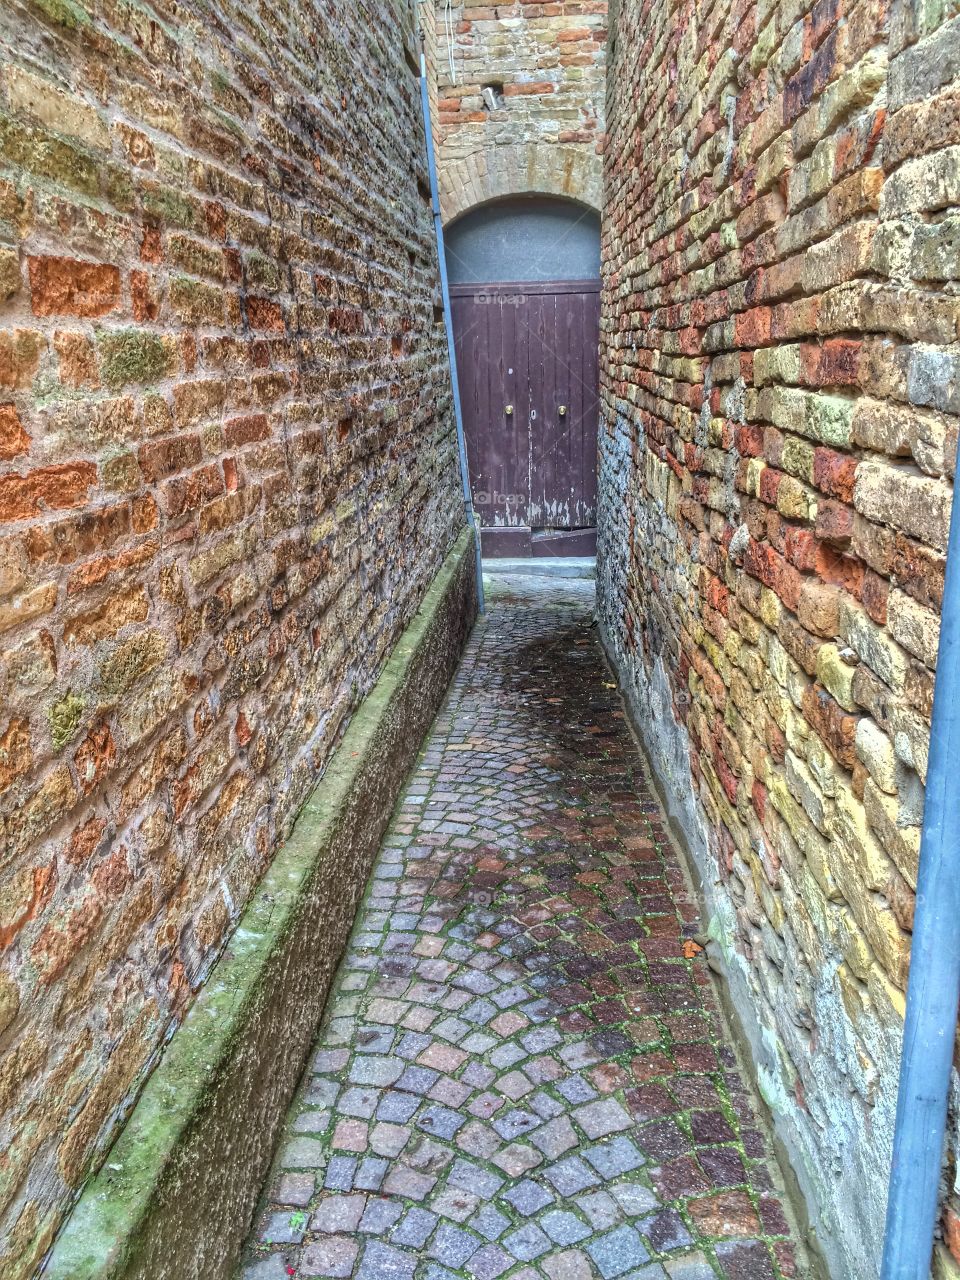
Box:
xmin=44 ymin=527 xmax=479 ymax=1280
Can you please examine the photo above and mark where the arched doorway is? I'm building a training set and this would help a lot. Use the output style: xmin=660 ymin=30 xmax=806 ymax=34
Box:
xmin=446 ymin=197 xmax=601 ymax=558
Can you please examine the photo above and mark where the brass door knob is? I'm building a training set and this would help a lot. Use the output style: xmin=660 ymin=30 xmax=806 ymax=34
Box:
xmin=505 ymin=404 xmax=514 ymax=415
xmin=558 ymin=405 xmax=567 ymax=416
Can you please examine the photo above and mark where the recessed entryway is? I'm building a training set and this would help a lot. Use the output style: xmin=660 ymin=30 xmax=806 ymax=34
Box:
xmin=445 ymin=197 xmax=601 ymax=558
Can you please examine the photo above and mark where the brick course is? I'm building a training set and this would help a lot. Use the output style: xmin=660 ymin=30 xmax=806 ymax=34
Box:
xmin=0 ymin=1 xmax=463 ymax=1272
xmin=427 ymin=1 xmax=608 ymax=220
xmin=598 ymin=0 xmax=959 ymax=1274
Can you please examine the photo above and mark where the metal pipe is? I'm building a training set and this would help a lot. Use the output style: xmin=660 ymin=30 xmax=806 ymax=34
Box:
xmin=881 ymin=468 xmax=960 ymax=1279
xmin=418 ymin=55 xmax=485 ymax=614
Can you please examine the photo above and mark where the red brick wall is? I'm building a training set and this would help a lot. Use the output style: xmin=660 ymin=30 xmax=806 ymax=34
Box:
xmin=599 ymin=0 xmax=958 ymax=1273
xmin=0 ymin=1 xmax=462 ymax=1270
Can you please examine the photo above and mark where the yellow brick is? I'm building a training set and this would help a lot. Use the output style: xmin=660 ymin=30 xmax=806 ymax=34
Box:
xmin=3 ymin=64 xmax=109 ymax=149
xmin=815 ymin=643 xmax=859 ymax=712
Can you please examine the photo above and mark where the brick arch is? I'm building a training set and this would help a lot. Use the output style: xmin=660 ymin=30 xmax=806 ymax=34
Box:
xmin=439 ymin=143 xmax=602 ymax=224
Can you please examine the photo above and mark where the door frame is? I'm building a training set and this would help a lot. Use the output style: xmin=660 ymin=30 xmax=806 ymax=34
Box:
xmin=449 ymin=278 xmax=601 ymax=559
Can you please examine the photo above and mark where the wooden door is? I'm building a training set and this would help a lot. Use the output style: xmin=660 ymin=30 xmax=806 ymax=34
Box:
xmin=450 ymin=279 xmax=600 ymax=557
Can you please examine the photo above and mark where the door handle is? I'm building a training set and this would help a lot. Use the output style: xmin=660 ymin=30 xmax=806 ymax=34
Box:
xmin=505 ymin=405 xmax=514 ymax=416
xmin=558 ymin=405 xmax=567 ymax=416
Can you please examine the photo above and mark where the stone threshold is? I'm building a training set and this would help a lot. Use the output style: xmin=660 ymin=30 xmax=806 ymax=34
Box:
xmin=44 ymin=527 xmax=480 ymax=1280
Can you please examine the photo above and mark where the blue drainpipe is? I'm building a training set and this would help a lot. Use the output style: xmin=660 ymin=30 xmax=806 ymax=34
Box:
xmin=881 ymin=470 xmax=960 ymax=1279
xmin=418 ymin=55 xmax=485 ymax=614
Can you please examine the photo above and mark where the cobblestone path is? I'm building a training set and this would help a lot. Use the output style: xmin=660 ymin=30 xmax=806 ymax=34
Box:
xmin=241 ymin=573 xmax=807 ymax=1280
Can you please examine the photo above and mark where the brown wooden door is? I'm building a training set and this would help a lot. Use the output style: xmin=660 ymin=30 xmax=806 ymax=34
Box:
xmin=450 ymin=280 xmax=600 ymax=556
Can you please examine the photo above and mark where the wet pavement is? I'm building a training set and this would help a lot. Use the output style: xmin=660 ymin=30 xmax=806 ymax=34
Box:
xmin=240 ymin=571 xmax=807 ymax=1280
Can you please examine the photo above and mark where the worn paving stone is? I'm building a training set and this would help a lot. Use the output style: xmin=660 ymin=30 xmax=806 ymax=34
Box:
xmin=584 ymin=1137 xmax=644 ymax=1178
xmin=543 ymin=1155 xmax=600 ymax=1197
xmin=240 ymin=576 xmax=807 ymax=1279
xmin=359 ymin=1197 xmax=404 ymax=1234
xmin=260 ymin=1209 xmax=308 ymax=1246
xmin=430 ymin=1221 xmax=481 ymax=1267
xmin=501 ymin=1178 xmax=555 ymax=1216
xmin=541 ymin=1209 xmax=593 ymax=1245
xmin=299 ymin=1236 xmax=359 ymax=1277
xmin=543 ymin=1249 xmax=596 ymax=1280
xmin=356 ymin=1240 xmax=416 ymax=1280
xmin=587 ymin=1224 xmax=650 ymax=1278
xmin=503 ymin=1220 xmax=552 ymax=1261
xmin=274 ymin=1174 xmax=315 ymax=1208
xmin=242 ymin=1256 xmax=292 ymax=1280
xmin=577 ymin=1190 xmax=622 ymax=1230
xmin=466 ymin=1243 xmax=515 ymax=1280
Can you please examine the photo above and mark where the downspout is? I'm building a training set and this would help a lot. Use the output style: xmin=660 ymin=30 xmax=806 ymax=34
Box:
xmin=418 ymin=54 xmax=485 ymax=614
xmin=881 ymin=469 xmax=960 ymax=1279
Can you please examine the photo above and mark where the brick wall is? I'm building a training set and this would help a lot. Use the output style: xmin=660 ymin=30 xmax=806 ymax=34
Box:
xmin=0 ymin=1 xmax=463 ymax=1272
xmin=420 ymin=1 xmax=442 ymax=162
xmin=430 ymin=0 xmax=607 ymax=221
xmin=599 ymin=0 xmax=959 ymax=1274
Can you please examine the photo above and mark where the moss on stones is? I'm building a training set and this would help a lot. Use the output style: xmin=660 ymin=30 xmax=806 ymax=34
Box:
xmin=32 ymin=0 xmax=91 ymax=29
xmin=169 ymin=276 xmax=224 ymax=325
xmin=49 ymin=692 xmax=84 ymax=749
xmin=0 ymin=113 xmax=99 ymax=197
xmin=97 ymin=330 xmax=173 ymax=389
xmin=142 ymin=187 xmax=200 ymax=232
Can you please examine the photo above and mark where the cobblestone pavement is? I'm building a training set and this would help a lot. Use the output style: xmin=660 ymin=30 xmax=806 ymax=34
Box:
xmin=240 ymin=572 xmax=808 ymax=1280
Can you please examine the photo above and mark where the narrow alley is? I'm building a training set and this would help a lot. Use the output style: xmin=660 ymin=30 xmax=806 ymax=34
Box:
xmin=3 ymin=0 xmax=960 ymax=1272
xmin=241 ymin=573 xmax=806 ymax=1280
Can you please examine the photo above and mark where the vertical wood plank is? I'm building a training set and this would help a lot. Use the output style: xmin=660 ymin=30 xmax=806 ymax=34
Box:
xmin=449 ymin=282 xmax=599 ymax=537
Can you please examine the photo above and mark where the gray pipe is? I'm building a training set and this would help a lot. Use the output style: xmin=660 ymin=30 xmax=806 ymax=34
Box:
xmin=418 ymin=56 xmax=485 ymax=614
xmin=881 ymin=465 xmax=960 ymax=1278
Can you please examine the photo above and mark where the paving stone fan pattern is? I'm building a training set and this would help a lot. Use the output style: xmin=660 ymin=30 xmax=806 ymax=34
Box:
xmin=242 ymin=575 xmax=806 ymax=1280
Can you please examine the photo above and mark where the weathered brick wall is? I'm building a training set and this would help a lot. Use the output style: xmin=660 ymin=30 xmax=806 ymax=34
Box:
xmin=419 ymin=0 xmax=442 ymax=160
xmin=599 ymin=0 xmax=959 ymax=1274
xmin=0 ymin=1 xmax=463 ymax=1272
xmin=430 ymin=0 xmax=608 ymax=221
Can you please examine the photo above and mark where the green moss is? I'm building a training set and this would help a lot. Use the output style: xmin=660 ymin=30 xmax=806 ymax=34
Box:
xmin=97 ymin=329 xmax=173 ymax=389
xmin=169 ymin=235 xmax=224 ymax=280
xmin=49 ymin=692 xmax=84 ymax=750
xmin=100 ymin=451 xmax=141 ymax=493
xmin=212 ymin=106 xmax=246 ymax=142
xmin=99 ymin=632 xmax=166 ymax=697
xmin=169 ymin=275 xmax=224 ymax=325
xmin=0 ymin=113 xmax=99 ymax=197
xmin=245 ymin=251 xmax=281 ymax=293
xmin=33 ymin=0 xmax=91 ymax=29
xmin=102 ymin=163 xmax=135 ymax=213
xmin=805 ymin=392 xmax=853 ymax=448
xmin=781 ymin=435 xmax=815 ymax=482
xmin=142 ymin=186 xmax=200 ymax=231
xmin=0 ymin=247 xmax=21 ymax=301
xmin=0 ymin=973 xmax=20 ymax=1036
